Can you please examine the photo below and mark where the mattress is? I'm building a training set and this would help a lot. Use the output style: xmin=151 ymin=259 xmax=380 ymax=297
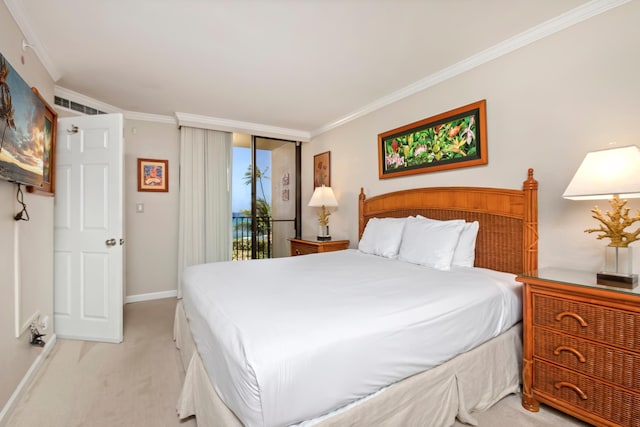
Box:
xmin=181 ymin=249 xmax=522 ymax=427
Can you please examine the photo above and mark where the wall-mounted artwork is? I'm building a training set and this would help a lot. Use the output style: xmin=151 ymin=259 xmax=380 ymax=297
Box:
xmin=281 ymin=172 xmax=290 ymax=201
xmin=378 ymin=100 xmax=487 ymax=179
xmin=0 ymin=53 xmax=57 ymax=193
xmin=313 ymin=151 xmax=331 ymax=189
xmin=28 ymin=88 xmax=57 ymax=195
xmin=137 ymin=158 xmax=168 ymax=192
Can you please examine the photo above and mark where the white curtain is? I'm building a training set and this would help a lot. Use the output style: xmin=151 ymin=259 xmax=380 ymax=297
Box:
xmin=177 ymin=127 xmax=232 ymax=297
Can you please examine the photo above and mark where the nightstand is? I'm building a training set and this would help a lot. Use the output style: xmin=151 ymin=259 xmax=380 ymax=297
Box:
xmin=288 ymin=237 xmax=349 ymax=256
xmin=517 ymin=267 xmax=640 ymax=427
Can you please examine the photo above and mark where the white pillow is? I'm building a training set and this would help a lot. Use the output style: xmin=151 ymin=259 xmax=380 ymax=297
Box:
xmin=452 ymin=221 xmax=479 ymax=267
xmin=358 ymin=217 xmax=406 ymax=258
xmin=398 ymin=217 xmax=464 ymax=270
xmin=416 ymin=215 xmax=479 ymax=268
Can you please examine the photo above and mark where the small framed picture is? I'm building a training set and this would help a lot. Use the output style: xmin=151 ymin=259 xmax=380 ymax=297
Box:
xmin=137 ymin=158 xmax=168 ymax=192
xmin=313 ymin=151 xmax=331 ymax=189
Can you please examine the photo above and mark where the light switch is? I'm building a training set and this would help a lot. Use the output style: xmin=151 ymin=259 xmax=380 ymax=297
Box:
xmin=136 ymin=203 xmax=144 ymax=213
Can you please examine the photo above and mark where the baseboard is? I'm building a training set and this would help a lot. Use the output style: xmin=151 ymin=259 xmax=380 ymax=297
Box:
xmin=0 ymin=334 xmax=57 ymax=427
xmin=125 ymin=289 xmax=177 ymax=304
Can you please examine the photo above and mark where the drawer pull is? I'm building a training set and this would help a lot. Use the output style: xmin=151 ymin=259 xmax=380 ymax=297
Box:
xmin=554 ymin=381 xmax=588 ymax=400
xmin=553 ymin=346 xmax=586 ymax=363
xmin=295 ymin=249 xmax=302 ymax=255
xmin=555 ymin=311 xmax=588 ymax=327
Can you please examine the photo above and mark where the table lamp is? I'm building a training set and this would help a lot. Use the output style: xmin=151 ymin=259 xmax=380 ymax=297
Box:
xmin=308 ymin=185 xmax=338 ymax=241
xmin=563 ymin=145 xmax=640 ymax=288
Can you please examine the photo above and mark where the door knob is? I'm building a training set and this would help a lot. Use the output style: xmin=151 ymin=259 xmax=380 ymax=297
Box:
xmin=105 ymin=238 xmax=116 ymax=247
xmin=120 ymin=238 xmax=125 ymax=245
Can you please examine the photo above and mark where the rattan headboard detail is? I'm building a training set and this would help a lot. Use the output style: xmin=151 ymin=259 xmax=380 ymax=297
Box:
xmin=358 ymin=169 xmax=538 ymax=274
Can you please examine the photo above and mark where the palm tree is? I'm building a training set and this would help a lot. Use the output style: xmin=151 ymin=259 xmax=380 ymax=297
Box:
xmin=238 ymin=163 xmax=272 ymax=235
xmin=242 ymin=164 xmax=270 ymax=205
xmin=233 ymin=164 xmax=272 ymax=258
xmin=237 ymin=198 xmax=271 ymax=234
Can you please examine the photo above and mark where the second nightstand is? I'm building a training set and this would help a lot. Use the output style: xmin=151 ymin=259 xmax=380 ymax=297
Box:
xmin=289 ymin=237 xmax=349 ymax=256
xmin=517 ymin=267 xmax=640 ymax=427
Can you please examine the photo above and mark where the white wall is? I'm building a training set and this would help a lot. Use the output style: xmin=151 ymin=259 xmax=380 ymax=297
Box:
xmin=302 ymin=1 xmax=640 ymax=273
xmin=0 ymin=3 xmax=55 ymax=413
xmin=124 ymin=119 xmax=180 ymax=298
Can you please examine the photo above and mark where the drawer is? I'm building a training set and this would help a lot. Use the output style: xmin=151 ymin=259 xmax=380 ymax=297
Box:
xmin=533 ymin=293 xmax=640 ymax=351
xmin=534 ymin=327 xmax=640 ymax=390
xmin=290 ymin=242 xmax=317 ymax=256
xmin=534 ymin=360 xmax=640 ymax=427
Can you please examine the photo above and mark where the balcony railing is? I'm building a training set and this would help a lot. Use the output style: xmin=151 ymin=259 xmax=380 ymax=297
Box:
xmin=232 ymin=216 xmax=272 ymax=260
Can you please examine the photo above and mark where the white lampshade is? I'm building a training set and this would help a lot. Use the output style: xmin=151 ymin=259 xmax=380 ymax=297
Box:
xmin=308 ymin=185 xmax=338 ymax=207
xmin=563 ymin=145 xmax=640 ymax=200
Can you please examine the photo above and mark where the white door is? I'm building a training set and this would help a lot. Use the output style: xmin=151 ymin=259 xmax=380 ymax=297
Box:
xmin=54 ymin=114 xmax=124 ymax=343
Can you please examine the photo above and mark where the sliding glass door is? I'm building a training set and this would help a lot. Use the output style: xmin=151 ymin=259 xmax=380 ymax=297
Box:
xmin=232 ymin=134 xmax=299 ymax=260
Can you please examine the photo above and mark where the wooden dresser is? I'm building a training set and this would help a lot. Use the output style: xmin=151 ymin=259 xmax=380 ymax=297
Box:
xmin=288 ymin=237 xmax=349 ymax=256
xmin=517 ymin=268 xmax=640 ymax=427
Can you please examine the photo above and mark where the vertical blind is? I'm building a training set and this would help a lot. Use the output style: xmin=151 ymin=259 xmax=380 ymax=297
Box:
xmin=177 ymin=126 xmax=232 ymax=296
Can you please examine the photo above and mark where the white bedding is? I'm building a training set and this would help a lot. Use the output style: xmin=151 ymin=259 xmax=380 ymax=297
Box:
xmin=181 ymin=249 xmax=522 ymax=427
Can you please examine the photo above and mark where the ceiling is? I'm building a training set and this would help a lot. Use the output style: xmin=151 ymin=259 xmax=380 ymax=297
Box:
xmin=6 ymin=0 xmax=601 ymax=138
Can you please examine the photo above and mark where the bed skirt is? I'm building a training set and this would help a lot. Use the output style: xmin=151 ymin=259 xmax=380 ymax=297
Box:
xmin=174 ymin=300 xmax=522 ymax=427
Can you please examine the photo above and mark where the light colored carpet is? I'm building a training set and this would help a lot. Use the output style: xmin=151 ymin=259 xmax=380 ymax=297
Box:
xmin=7 ymin=298 xmax=588 ymax=427
xmin=452 ymin=394 xmax=589 ymax=427
xmin=7 ymin=298 xmax=195 ymax=427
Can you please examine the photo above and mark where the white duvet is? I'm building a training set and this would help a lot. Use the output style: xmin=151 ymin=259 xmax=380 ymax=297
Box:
xmin=181 ymin=249 xmax=522 ymax=427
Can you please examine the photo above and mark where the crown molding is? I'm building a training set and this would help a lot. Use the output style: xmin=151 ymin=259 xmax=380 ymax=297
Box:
xmin=175 ymin=112 xmax=310 ymax=142
xmin=4 ymin=0 xmax=61 ymax=81
xmin=124 ymin=111 xmax=176 ymax=125
xmin=54 ymin=85 xmax=122 ymax=114
xmin=311 ymin=0 xmax=631 ymax=137
xmin=9 ymin=0 xmax=628 ymax=136
xmin=56 ymin=86 xmax=176 ymax=123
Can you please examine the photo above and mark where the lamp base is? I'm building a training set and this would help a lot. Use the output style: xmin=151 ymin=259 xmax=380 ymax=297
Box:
xmin=597 ymin=272 xmax=638 ymax=289
xmin=317 ymin=224 xmax=331 ymax=241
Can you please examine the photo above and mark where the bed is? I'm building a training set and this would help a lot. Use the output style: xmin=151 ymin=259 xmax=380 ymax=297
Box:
xmin=175 ymin=168 xmax=538 ymax=427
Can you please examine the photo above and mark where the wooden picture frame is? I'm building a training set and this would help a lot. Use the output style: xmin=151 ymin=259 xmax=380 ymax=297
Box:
xmin=313 ymin=151 xmax=331 ymax=189
xmin=27 ymin=87 xmax=58 ymax=195
xmin=137 ymin=158 xmax=168 ymax=192
xmin=378 ymin=99 xmax=487 ymax=179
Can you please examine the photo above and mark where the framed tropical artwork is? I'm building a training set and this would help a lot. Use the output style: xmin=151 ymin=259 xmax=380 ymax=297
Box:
xmin=27 ymin=87 xmax=58 ymax=195
xmin=378 ymin=100 xmax=487 ymax=179
xmin=137 ymin=158 xmax=168 ymax=192
xmin=0 ymin=53 xmax=57 ymax=195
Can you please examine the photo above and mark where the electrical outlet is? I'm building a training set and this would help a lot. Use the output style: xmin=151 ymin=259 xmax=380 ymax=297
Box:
xmin=40 ymin=315 xmax=49 ymax=331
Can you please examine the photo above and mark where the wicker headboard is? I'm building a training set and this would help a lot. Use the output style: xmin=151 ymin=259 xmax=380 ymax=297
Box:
xmin=358 ymin=169 xmax=538 ymax=274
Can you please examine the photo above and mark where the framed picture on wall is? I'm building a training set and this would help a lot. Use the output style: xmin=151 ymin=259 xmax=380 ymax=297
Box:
xmin=137 ymin=158 xmax=168 ymax=192
xmin=27 ymin=87 xmax=58 ymax=195
xmin=0 ymin=52 xmax=58 ymax=196
xmin=378 ymin=100 xmax=487 ymax=179
xmin=313 ymin=151 xmax=331 ymax=189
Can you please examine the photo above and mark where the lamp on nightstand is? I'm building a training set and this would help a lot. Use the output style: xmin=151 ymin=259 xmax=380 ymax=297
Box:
xmin=308 ymin=185 xmax=338 ymax=241
xmin=563 ymin=145 xmax=640 ymax=288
